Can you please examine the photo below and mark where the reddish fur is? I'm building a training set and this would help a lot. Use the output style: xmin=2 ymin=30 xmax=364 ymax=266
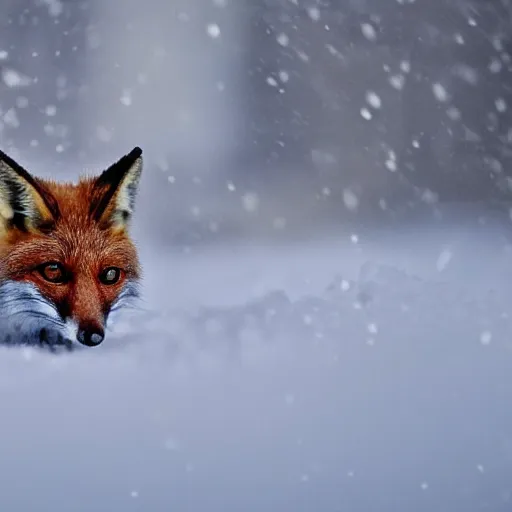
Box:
xmin=0 ymin=177 xmax=140 ymax=332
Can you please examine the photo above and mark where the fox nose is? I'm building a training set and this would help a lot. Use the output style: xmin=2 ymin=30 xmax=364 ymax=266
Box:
xmin=77 ymin=323 xmax=105 ymax=347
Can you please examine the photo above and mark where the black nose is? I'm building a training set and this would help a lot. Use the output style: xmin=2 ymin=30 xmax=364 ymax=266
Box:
xmin=77 ymin=325 xmax=105 ymax=347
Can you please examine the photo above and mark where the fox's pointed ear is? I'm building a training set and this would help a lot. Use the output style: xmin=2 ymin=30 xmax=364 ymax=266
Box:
xmin=0 ymin=149 xmax=59 ymax=233
xmin=90 ymin=147 xmax=143 ymax=231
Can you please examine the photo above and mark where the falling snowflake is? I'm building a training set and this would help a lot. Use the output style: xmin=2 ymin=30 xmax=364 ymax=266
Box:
xmin=360 ymin=108 xmax=372 ymax=120
xmin=120 ymin=90 xmax=132 ymax=106
xmin=480 ymin=331 xmax=492 ymax=345
xmin=277 ymin=33 xmax=289 ymax=47
xmin=495 ymin=98 xmax=507 ymax=113
xmin=206 ymin=23 xmax=221 ymax=38
xmin=432 ymin=83 xmax=449 ymax=102
xmin=366 ymin=91 xmax=382 ymax=109
xmin=343 ymin=190 xmax=359 ymax=211
xmin=436 ymin=249 xmax=452 ymax=272
xmin=307 ymin=7 xmax=320 ymax=21
xmin=266 ymin=76 xmax=278 ymax=87
xmin=361 ymin=23 xmax=377 ymax=41
xmin=389 ymin=74 xmax=405 ymax=90
xmin=2 ymin=69 xmax=31 ymax=88
xmin=242 ymin=192 xmax=259 ymax=213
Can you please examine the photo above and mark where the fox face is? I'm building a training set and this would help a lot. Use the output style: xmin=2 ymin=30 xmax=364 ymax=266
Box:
xmin=0 ymin=147 xmax=143 ymax=348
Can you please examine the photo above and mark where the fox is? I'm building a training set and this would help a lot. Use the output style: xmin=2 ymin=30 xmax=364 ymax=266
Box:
xmin=0 ymin=146 xmax=143 ymax=348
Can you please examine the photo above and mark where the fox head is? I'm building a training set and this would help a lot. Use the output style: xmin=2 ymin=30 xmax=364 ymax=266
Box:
xmin=0 ymin=147 xmax=143 ymax=348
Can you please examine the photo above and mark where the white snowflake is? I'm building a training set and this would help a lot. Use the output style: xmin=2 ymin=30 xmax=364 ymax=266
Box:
xmin=3 ymin=108 xmax=19 ymax=128
xmin=206 ymin=23 xmax=221 ymax=38
xmin=367 ymin=323 xmax=378 ymax=334
xmin=242 ymin=192 xmax=259 ymax=213
xmin=45 ymin=105 xmax=57 ymax=117
xmin=432 ymin=83 xmax=449 ymax=102
xmin=360 ymin=108 xmax=372 ymax=120
xmin=41 ymin=0 xmax=63 ymax=17
xmin=489 ymin=58 xmax=502 ymax=73
xmin=480 ymin=331 xmax=492 ymax=345
xmin=120 ymin=90 xmax=132 ymax=106
xmin=366 ymin=91 xmax=382 ymax=109
xmin=2 ymin=69 xmax=31 ymax=88
xmin=266 ymin=76 xmax=278 ymax=87
xmin=385 ymin=159 xmax=397 ymax=172
xmin=389 ymin=74 xmax=405 ymax=90
xmin=400 ymin=60 xmax=411 ymax=73
xmin=495 ymin=98 xmax=507 ymax=113
xmin=361 ymin=23 xmax=377 ymax=41
xmin=436 ymin=249 xmax=452 ymax=272
xmin=343 ymin=189 xmax=359 ymax=211
xmin=279 ymin=71 xmax=289 ymax=83
xmin=307 ymin=7 xmax=320 ymax=21
xmin=277 ymin=33 xmax=289 ymax=47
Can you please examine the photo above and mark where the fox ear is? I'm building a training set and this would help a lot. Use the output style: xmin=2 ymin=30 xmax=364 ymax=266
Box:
xmin=90 ymin=147 xmax=143 ymax=231
xmin=0 ymin=149 xmax=59 ymax=233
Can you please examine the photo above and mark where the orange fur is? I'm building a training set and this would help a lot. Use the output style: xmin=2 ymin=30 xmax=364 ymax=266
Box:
xmin=0 ymin=147 xmax=143 ymax=347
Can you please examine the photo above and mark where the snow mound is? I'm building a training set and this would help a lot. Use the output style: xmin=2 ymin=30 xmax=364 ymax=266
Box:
xmin=0 ymin=262 xmax=510 ymax=511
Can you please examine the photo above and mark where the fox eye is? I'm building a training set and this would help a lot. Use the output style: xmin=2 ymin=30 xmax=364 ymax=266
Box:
xmin=39 ymin=262 xmax=67 ymax=284
xmin=99 ymin=267 xmax=122 ymax=285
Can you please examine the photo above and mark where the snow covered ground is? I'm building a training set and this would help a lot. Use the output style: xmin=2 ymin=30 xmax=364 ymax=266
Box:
xmin=1 ymin=205 xmax=512 ymax=511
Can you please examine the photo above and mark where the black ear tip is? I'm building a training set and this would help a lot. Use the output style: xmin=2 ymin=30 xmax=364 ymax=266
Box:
xmin=0 ymin=148 xmax=18 ymax=168
xmin=129 ymin=146 xmax=143 ymax=159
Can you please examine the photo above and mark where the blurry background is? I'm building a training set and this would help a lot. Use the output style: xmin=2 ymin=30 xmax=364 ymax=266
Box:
xmin=3 ymin=3 xmax=512 ymax=511
xmin=1 ymin=0 xmax=511 ymax=244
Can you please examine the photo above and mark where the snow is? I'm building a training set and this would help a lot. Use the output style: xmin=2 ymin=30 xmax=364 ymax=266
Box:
xmin=342 ymin=188 xmax=359 ymax=210
xmin=495 ymin=98 xmax=507 ymax=113
xmin=361 ymin=23 xmax=377 ymax=41
xmin=360 ymin=107 xmax=372 ymax=120
xmin=241 ymin=192 xmax=260 ymax=213
xmin=0 ymin=207 xmax=510 ymax=510
xmin=2 ymin=68 xmax=31 ymax=88
xmin=41 ymin=0 xmax=64 ymax=17
xmin=120 ymin=90 xmax=133 ymax=106
xmin=432 ymin=83 xmax=449 ymax=102
xmin=307 ymin=7 xmax=321 ymax=22
xmin=365 ymin=91 xmax=381 ymax=109
xmin=3 ymin=108 xmax=20 ymax=128
xmin=266 ymin=76 xmax=278 ymax=87
xmin=389 ymin=74 xmax=405 ymax=90
xmin=276 ymin=33 xmax=289 ymax=47
xmin=206 ymin=23 xmax=221 ymax=39
xmin=0 ymin=0 xmax=511 ymax=509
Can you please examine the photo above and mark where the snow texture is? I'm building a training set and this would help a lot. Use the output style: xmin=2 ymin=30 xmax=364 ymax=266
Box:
xmin=0 ymin=0 xmax=510 ymax=509
xmin=0 ymin=209 xmax=511 ymax=511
